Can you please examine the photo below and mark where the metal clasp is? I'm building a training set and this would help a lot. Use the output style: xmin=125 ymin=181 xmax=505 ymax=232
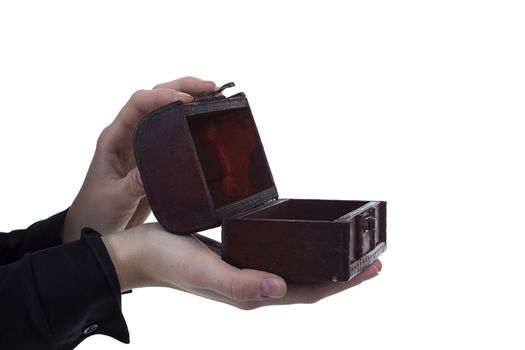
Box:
xmin=198 ymin=82 xmax=236 ymax=100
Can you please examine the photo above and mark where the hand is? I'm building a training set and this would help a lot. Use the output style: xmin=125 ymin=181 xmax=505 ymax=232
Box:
xmin=102 ymin=223 xmax=382 ymax=309
xmin=62 ymin=77 xmax=217 ymax=242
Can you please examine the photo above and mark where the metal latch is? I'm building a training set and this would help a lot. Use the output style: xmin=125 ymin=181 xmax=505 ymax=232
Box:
xmin=197 ymin=82 xmax=236 ymax=100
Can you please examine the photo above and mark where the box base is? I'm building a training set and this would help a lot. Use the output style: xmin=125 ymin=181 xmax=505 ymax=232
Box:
xmin=347 ymin=242 xmax=387 ymax=281
xmin=193 ymin=236 xmax=387 ymax=283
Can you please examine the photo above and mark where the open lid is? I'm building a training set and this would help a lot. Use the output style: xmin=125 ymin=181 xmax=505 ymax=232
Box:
xmin=133 ymin=83 xmax=278 ymax=234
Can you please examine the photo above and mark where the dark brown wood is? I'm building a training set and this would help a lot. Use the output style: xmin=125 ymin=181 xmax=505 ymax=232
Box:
xmin=222 ymin=199 xmax=387 ymax=282
xmin=133 ymin=102 xmax=217 ymax=234
xmin=133 ymin=84 xmax=387 ymax=282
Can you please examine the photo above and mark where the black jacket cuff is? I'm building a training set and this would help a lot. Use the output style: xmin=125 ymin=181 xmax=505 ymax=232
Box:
xmin=30 ymin=227 xmax=130 ymax=349
xmin=0 ymin=209 xmax=68 ymax=264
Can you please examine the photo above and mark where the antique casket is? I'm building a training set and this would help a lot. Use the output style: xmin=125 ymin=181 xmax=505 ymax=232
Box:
xmin=133 ymin=83 xmax=387 ymax=282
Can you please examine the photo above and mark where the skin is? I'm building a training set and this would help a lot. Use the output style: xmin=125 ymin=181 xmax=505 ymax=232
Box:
xmin=62 ymin=76 xmax=382 ymax=308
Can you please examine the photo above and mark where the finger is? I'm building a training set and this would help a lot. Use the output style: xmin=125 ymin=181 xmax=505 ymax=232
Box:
xmin=176 ymin=260 xmax=382 ymax=310
xmin=196 ymin=258 xmax=380 ymax=304
xmin=284 ymin=261 xmax=382 ymax=302
xmin=153 ymin=76 xmax=216 ymax=96
xmin=126 ymin=196 xmax=151 ymax=229
xmin=186 ymin=260 xmax=382 ymax=310
xmin=372 ymin=259 xmax=382 ymax=272
xmin=117 ymin=167 xmax=146 ymax=205
xmin=209 ymin=267 xmax=287 ymax=301
xmin=349 ymin=261 xmax=382 ymax=286
xmin=114 ymin=88 xmax=193 ymax=133
xmin=242 ymin=260 xmax=382 ymax=308
xmin=187 ymin=251 xmax=287 ymax=301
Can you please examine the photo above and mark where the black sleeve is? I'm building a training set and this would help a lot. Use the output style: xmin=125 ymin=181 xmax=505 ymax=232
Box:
xmin=0 ymin=210 xmax=68 ymax=265
xmin=0 ymin=228 xmax=130 ymax=349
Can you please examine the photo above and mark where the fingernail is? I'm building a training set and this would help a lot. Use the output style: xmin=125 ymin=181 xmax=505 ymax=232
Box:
xmin=374 ymin=260 xmax=382 ymax=272
xmin=260 ymin=278 xmax=286 ymax=298
xmin=204 ymin=81 xmax=216 ymax=89
xmin=134 ymin=169 xmax=143 ymax=187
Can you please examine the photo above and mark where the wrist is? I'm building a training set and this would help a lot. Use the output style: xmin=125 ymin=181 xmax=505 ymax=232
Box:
xmin=62 ymin=206 xmax=81 ymax=243
xmin=102 ymin=228 xmax=146 ymax=292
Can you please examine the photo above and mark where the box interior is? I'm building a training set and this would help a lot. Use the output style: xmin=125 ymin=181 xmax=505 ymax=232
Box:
xmin=187 ymin=107 xmax=274 ymax=209
xmin=242 ymin=199 xmax=368 ymax=221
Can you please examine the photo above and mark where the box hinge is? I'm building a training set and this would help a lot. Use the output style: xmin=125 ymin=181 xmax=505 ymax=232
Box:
xmin=264 ymin=198 xmax=278 ymax=205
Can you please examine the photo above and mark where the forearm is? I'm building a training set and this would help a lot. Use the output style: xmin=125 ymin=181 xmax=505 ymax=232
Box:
xmin=0 ymin=210 xmax=68 ymax=265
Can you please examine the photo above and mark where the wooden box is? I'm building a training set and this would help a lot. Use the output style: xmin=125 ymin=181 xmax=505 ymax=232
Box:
xmin=133 ymin=83 xmax=387 ymax=282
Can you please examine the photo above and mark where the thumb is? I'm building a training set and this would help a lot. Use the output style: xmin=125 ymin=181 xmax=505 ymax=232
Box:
xmin=187 ymin=244 xmax=287 ymax=301
xmin=119 ymin=167 xmax=146 ymax=201
xmin=208 ymin=266 xmax=287 ymax=301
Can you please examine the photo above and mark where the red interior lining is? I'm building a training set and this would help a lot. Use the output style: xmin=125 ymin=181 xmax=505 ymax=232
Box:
xmin=188 ymin=107 xmax=274 ymax=208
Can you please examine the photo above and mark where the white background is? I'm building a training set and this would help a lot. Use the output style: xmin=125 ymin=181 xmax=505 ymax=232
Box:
xmin=1 ymin=1 xmax=524 ymax=349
